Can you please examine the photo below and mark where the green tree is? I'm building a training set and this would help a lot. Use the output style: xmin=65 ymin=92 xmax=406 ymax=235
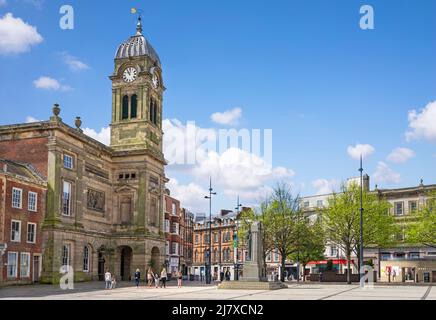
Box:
xmin=407 ymin=192 xmax=436 ymax=248
xmin=265 ymin=183 xmax=303 ymax=282
xmin=322 ymin=183 xmax=396 ymax=284
xmin=291 ymin=217 xmax=325 ymax=281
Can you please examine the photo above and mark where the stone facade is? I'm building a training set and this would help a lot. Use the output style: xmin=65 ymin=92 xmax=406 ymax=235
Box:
xmin=0 ymin=19 xmax=167 ymax=284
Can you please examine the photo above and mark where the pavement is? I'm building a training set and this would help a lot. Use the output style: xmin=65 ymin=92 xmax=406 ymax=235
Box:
xmin=0 ymin=281 xmax=435 ymax=300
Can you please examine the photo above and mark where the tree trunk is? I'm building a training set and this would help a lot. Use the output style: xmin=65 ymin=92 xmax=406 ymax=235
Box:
xmin=302 ymin=264 xmax=306 ymax=282
xmin=281 ymin=254 xmax=286 ymax=282
xmin=346 ymin=252 xmax=351 ymax=285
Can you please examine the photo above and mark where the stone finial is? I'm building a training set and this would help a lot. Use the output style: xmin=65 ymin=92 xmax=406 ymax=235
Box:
xmin=75 ymin=117 xmax=83 ymax=132
xmin=52 ymin=104 xmax=61 ymax=116
xmin=420 ymin=179 xmax=424 ymax=186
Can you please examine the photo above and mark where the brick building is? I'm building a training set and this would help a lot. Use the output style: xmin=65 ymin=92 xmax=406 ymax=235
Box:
xmin=0 ymin=159 xmax=47 ymax=286
xmin=180 ymin=208 xmax=194 ymax=277
xmin=0 ymin=17 xmax=167 ymax=284
xmin=192 ymin=211 xmax=245 ymax=281
xmin=164 ymin=191 xmax=181 ymax=276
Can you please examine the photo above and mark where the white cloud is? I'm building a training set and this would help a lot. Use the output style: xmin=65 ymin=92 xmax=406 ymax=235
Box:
xmin=25 ymin=116 xmax=40 ymax=123
xmin=163 ymin=118 xmax=295 ymax=203
xmin=372 ymin=161 xmax=401 ymax=184
xmin=347 ymin=143 xmax=375 ymax=160
xmin=406 ymin=101 xmax=436 ymax=142
xmin=210 ymin=107 xmax=242 ymax=125
xmin=33 ymin=76 xmax=71 ymax=91
xmin=61 ymin=52 xmax=89 ymax=71
xmin=83 ymin=127 xmax=110 ymax=145
xmin=387 ymin=148 xmax=415 ymax=164
xmin=166 ymin=178 xmax=209 ymax=212
xmin=0 ymin=13 xmax=43 ymax=55
xmin=312 ymin=179 xmax=340 ymax=195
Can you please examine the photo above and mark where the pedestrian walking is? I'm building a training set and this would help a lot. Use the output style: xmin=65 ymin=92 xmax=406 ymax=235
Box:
xmin=105 ymin=269 xmax=112 ymax=290
xmin=177 ymin=271 xmax=183 ymax=288
xmin=134 ymin=269 xmax=141 ymax=288
xmin=111 ymin=275 xmax=117 ymax=289
xmin=160 ymin=268 xmax=167 ymax=288
xmin=147 ymin=268 xmax=154 ymax=287
xmin=154 ymin=273 xmax=160 ymax=288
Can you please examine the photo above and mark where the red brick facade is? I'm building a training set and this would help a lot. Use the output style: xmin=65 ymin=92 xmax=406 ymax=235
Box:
xmin=0 ymin=137 xmax=49 ymax=177
xmin=0 ymin=161 xmax=47 ymax=286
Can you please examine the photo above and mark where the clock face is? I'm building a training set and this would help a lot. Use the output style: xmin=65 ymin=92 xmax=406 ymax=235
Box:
xmin=123 ymin=67 xmax=137 ymax=83
xmin=152 ymin=73 xmax=159 ymax=89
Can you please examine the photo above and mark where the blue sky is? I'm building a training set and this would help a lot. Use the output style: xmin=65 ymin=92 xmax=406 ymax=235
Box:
xmin=1 ymin=0 xmax=436 ymax=213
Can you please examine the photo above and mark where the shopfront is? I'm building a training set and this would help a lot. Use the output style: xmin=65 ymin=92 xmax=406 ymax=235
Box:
xmin=380 ymin=259 xmax=436 ymax=283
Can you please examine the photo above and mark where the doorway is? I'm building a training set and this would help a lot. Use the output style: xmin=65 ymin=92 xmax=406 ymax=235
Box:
xmin=33 ymin=255 xmax=40 ymax=283
xmin=120 ymin=246 xmax=132 ymax=281
xmin=98 ymin=250 xmax=105 ymax=281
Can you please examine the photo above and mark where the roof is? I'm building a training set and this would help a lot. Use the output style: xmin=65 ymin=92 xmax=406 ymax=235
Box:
xmin=115 ymin=17 xmax=161 ymax=67
xmin=0 ymin=158 xmax=46 ymax=185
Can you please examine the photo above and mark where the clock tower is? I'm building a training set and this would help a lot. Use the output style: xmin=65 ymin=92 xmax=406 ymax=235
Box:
xmin=110 ymin=16 xmax=164 ymax=156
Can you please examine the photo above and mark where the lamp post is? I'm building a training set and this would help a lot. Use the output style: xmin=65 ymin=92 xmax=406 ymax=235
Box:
xmin=204 ymin=178 xmax=216 ymax=285
xmin=234 ymin=197 xmax=242 ymax=281
xmin=359 ymin=155 xmax=364 ymax=288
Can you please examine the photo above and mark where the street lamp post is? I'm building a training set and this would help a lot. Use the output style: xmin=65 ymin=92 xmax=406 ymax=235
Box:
xmin=234 ymin=197 xmax=242 ymax=281
xmin=359 ymin=155 xmax=364 ymax=288
xmin=204 ymin=178 xmax=216 ymax=285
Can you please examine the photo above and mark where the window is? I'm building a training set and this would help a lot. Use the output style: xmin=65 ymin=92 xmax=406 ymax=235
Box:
xmin=27 ymin=223 xmax=36 ymax=244
xmin=62 ymin=244 xmax=71 ymax=269
xmin=304 ymin=201 xmax=310 ymax=209
xmin=11 ymin=220 xmax=21 ymax=242
xmin=63 ymin=154 xmax=74 ymax=170
xmin=165 ymin=241 xmax=170 ymax=255
xmin=172 ymin=203 xmax=177 ymax=215
xmin=266 ymin=252 xmax=271 ymax=262
xmin=149 ymin=98 xmax=154 ymax=123
xmin=214 ymin=233 xmax=219 ymax=243
xmin=409 ymin=201 xmax=418 ymax=214
xmin=12 ymin=188 xmax=22 ymax=209
xmin=122 ymin=95 xmax=129 ymax=120
xmin=131 ymin=94 xmax=137 ymax=118
xmin=28 ymin=192 xmax=37 ymax=212
xmin=83 ymin=246 xmax=90 ymax=272
xmin=330 ymin=246 xmax=338 ymax=257
xmin=20 ymin=253 xmax=30 ymax=278
xmin=62 ymin=181 xmax=72 ymax=216
xmin=274 ymin=251 xmax=279 ymax=262
xmin=171 ymin=242 xmax=178 ymax=255
xmin=381 ymin=252 xmax=391 ymax=260
xmin=195 ymin=234 xmax=199 ymax=244
xmin=317 ymin=200 xmax=323 ymax=207
xmin=394 ymin=202 xmax=404 ymax=216
xmin=165 ymin=219 xmax=170 ymax=233
xmin=7 ymin=252 xmax=18 ymax=278
xmin=409 ymin=252 xmax=420 ymax=259
xmin=171 ymin=222 xmax=179 ymax=234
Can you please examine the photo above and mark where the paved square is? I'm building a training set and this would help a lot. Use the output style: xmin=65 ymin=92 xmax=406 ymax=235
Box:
xmin=0 ymin=282 xmax=434 ymax=300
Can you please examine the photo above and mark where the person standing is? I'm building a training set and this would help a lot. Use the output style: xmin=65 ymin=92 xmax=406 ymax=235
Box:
xmin=160 ymin=268 xmax=167 ymax=288
xmin=177 ymin=271 xmax=183 ymax=288
xmin=134 ymin=269 xmax=141 ymax=288
xmin=105 ymin=269 xmax=112 ymax=290
xmin=111 ymin=275 xmax=117 ymax=289
xmin=154 ymin=273 xmax=160 ymax=288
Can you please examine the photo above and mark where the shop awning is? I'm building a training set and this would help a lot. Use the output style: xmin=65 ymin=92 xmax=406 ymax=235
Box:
xmin=307 ymin=259 xmax=354 ymax=265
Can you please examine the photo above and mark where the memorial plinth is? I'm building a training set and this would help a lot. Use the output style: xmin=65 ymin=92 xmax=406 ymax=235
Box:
xmin=218 ymin=221 xmax=287 ymax=290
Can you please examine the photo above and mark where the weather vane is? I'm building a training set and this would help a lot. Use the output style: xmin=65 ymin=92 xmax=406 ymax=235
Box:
xmin=131 ymin=7 xmax=144 ymax=18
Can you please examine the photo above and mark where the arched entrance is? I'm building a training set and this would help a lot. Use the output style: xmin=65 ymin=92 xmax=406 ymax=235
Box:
xmin=150 ymin=247 xmax=160 ymax=272
xmin=119 ymin=246 xmax=132 ymax=281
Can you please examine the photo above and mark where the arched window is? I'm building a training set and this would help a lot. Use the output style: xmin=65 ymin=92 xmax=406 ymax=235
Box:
xmin=122 ymin=95 xmax=129 ymax=120
xmin=153 ymin=102 xmax=158 ymax=125
xmin=131 ymin=94 xmax=137 ymax=119
xmin=83 ymin=246 xmax=90 ymax=272
xmin=149 ymin=98 xmax=154 ymax=123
